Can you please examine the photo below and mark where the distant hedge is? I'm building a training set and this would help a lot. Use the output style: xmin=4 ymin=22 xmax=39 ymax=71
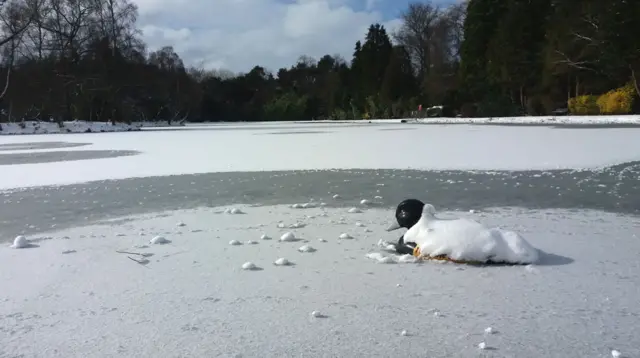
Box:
xmin=568 ymin=83 xmax=636 ymax=115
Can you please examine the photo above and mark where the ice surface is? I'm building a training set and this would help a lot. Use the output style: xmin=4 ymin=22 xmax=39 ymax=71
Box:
xmin=402 ymin=204 xmax=540 ymax=264
xmin=1 ymin=205 xmax=639 ymax=357
xmin=2 ymin=123 xmax=640 ymax=189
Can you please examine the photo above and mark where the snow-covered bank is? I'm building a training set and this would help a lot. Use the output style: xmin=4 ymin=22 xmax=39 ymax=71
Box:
xmin=297 ymin=114 xmax=640 ymax=126
xmin=1 ymin=204 xmax=638 ymax=357
xmin=0 ymin=120 xmax=185 ymax=135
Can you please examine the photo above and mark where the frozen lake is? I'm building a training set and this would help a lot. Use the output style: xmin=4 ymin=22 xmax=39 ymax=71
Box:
xmin=1 ymin=121 xmax=640 ymax=357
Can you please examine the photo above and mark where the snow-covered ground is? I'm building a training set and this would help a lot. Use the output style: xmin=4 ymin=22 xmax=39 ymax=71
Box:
xmin=303 ymin=114 xmax=640 ymax=125
xmin=0 ymin=120 xmax=184 ymax=135
xmin=2 ymin=123 xmax=640 ymax=190
xmin=2 ymin=204 xmax=639 ymax=357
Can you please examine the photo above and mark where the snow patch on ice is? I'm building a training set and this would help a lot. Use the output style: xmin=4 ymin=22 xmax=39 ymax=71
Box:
xmin=241 ymin=262 xmax=258 ymax=270
xmin=149 ymin=236 xmax=170 ymax=245
xmin=280 ymin=232 xmax=296 ymax=242
xmin=224 ymin=208 xmax=244 ymax=214
xmin=10 ymin=235 xmax=31 ymax=249
xmin=298 ymin=245 xmax=316 ymax=253
xmin=274 ymin=258 xmax=291 ymax=266
xmin=338 ymin=233 xmax=353 ymax=240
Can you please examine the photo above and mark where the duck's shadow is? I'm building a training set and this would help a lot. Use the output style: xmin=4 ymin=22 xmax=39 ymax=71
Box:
xmin=535 ymin=250 xmax=574 ymax=266
xmin=464 ymin=250 xmax=573 ymax=268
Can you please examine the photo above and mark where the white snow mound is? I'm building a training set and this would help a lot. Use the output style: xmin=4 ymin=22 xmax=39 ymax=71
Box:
xmin=404 ymin=204 xmax=539 ymax=264
xmin=10 ymin=235 xmax=29 ymax=249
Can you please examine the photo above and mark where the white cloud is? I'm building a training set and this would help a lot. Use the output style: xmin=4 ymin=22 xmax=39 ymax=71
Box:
xmin=134 ymin=0 xmax=401 ymax=73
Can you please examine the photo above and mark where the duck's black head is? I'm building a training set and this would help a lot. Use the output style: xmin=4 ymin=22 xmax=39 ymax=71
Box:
xmin=386 ymin=198 xmax=425 ymax=231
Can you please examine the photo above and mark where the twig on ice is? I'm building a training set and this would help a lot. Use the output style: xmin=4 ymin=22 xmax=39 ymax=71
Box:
xmin=116 ymin=250 xmax=154 ymax=257
xmin=127 ymin=256 xmax=150 ymax=267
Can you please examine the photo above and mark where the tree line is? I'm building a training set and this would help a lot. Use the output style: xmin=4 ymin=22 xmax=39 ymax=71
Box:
xmin=0 ymin=0 xmax=637 ymax=123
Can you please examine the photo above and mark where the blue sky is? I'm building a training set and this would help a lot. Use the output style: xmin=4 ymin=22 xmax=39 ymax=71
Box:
xmin=134 ymin=0 xmax=461 ymax=73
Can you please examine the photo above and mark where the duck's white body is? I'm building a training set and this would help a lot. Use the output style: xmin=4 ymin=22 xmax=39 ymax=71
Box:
xmin=403 ymin=204 xmax=539 ymax=264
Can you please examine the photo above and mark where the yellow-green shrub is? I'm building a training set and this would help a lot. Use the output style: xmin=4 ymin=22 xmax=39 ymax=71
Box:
xmin=596 ymin=83 xmax=635 ymax=114
xmin=568 ymin=95 xmax=600 ymax=115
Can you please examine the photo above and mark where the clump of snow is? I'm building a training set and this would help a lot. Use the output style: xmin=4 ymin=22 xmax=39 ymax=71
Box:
xmin=224 ymin=208 xmax=244 ymax=214
xmin=274 ymin=258 xmax=291 ymax=266
xmin=400 ymin=330 xmax=408 ymax=336
xmin=241 ymin=262 xmax=257 ymax=270
xmin=260 ymin=234 xmax=271 ymax=240
xmin=280 ymin=232 xmax=296 ymax=242
xmin=338 ymin=233 xmax=353 ymax=240
xmin=229 ymin=240 xmax=242 ymax=246
xmin=310 ymin=310 xmax=324 ymax=318
xmin=612 ymin=350 xmax=621 ymax=358
xmin=478 ymin=342 xmax=487 ymax=350
xmin=402 ymin=204 xmax=539 ymax=264
xmin=355 ymin=222 xmax=365 ymax=227
xmin=298 ymin=245 xmax=316 ymax=253
xmin=149 ymin=235 xmax=170 ymax=245
xmin=366 ymin=251 xmax=419 ymax=264
xmin=246 ymin=240 xmax=258 ymax=245
xmin=332 ymin=194 xmax=340 ymax=199
xmin=176 ymin=222 xmax=186 ymax=227
xmin=318 ymin=238 xmax=327 ymax=243
xmin=10 ymin=235 xmax=30 ymax=249
xmin=348 ymin=207 xmax=362 ymax=213
xmin=291 ymin=202 xmax=317 ymax=209
xmin=360 ymin=199 xmax=371 ymax=205
xmin=484 ymin=327 xmax=494 ymax=334
xmin=288 ymin=222 xmax=305 ymax=229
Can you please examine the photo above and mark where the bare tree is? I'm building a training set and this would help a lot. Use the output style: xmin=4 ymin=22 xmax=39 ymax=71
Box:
xmin=0 ymin=0 xmax=38 ymax=101
xmin=392 ymin=2 xmax=442 ymax=77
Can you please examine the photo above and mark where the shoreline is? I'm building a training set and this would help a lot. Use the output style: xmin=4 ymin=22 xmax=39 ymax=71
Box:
xmin=3 ymin=115 xmax=640 ymax=136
